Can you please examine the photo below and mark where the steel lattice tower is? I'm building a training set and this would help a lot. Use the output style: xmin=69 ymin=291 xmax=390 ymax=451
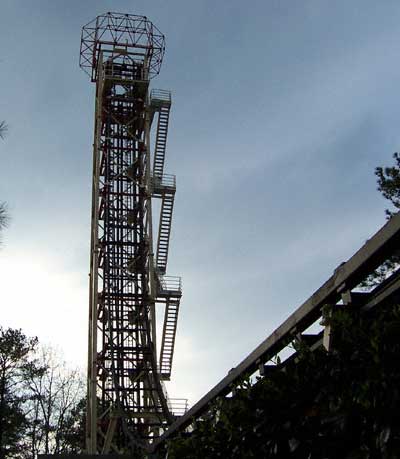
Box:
xmin=80 ymin=12 xmax=183 ymax=455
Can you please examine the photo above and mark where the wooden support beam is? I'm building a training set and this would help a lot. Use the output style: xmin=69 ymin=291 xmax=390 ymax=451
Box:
xmin=150 ymin=213 xmax=400 ymax=451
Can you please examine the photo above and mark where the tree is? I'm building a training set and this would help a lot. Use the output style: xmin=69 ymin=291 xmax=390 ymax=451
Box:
xmin=361 ymin=153 xmax=400 ymax=288
xmin=0 ymin=120 xmax=9 ymax=245
xmin=0 ymin=121 xmax=7 ymax=140
xmin=0 ymin=203 xmax=8 ymax=233
xmin=376 ymin=152 xmax=400 ymax=218
xmin=0 ymin=328 xmax=39 ymax=459
xmin=0 ymin=330 xmax=85 ymax=458
xmin=57 ymin=396 xmax=86 ymax=454
xmin=23 ymin=346 xmax=85 ymax=456
xmin=0 ymin=201 xmax=9 ymax=247
xmin=166 ymin=305 xmax=400 ymax=458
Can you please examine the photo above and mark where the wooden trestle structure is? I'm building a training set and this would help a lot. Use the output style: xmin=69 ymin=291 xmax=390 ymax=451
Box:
xmin=151 ymin=213 xmax=400 ymax=454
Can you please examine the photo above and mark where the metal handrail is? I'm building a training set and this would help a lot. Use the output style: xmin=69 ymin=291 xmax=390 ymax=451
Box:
xmin=150 ymin=88 xmax=171 ymax=103
xmin=157 ymin=275 xmax=182 ymax=293
xmin=169 ymin=398 xmax=189 ymax=417
xmin=151 ymin=173 xmax=176 ymax=191
xmin=103 ymin=60 xmax=146 ymax=82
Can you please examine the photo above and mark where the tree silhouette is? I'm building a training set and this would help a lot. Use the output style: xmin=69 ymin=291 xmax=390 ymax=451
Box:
xmin=376 ymin=152 xmax=400 ymax=218
xmin=0 ymin=327 xmax=39 ymax=459
xmin=0 ymin=121 xmax=9 ymax=243
xmin=0 ymin=203 xmax=9 ymax=233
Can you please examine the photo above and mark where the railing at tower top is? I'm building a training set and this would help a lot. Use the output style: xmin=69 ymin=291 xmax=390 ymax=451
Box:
xmin=80 ymin=12 xmax=166 ymax=82
xmin=150 ymin=212 xmax=400 ymax=452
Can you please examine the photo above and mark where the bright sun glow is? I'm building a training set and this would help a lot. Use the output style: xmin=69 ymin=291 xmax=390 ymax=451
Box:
xmin=0 ymin=246 xmax=88 ymax=369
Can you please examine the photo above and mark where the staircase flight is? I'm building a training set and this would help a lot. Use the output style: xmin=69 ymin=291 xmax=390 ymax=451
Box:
xmin=150 ymin=89 xmax=182 ymax=382
xmin=150 ymin=89 xmax=171 ymax=178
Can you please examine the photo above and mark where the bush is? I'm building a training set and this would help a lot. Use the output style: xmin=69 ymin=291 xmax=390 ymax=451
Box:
xmin=166 ymin=305 xmax=400 ymax=458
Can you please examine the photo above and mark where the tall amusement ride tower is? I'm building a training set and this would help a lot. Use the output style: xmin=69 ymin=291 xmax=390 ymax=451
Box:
xmin=80 ymin=12 xmax=182 ymax=454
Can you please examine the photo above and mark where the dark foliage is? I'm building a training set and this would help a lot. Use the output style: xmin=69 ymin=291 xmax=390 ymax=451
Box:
xmin=376 ymin=152 xmax=400 ymax=218
xmin=0 ymin=203 xmax=8 ymax=233
xmin=166 ymin=305 xmax=400 ymax=458
xmin=0 ymin=328 xmax=85 ymax=458
xmin=0 ymin=121 xmax=10 ymax=245
xmin=22 ymin=347 xmax=85 ymax=456
xmin=57 ymin=397 xmax=86 ymax=454
xmin=0 ymin=121 xmax=7 ymax=140
xmin=0 ymin=202 xmax=9 ymax=247
xmin=0 ymin=328 xmax=39 ymax=459
xmin=360 ymin=153 xmax=400 ymax=289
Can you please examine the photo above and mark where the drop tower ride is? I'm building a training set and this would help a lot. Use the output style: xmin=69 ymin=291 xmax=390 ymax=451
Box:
xmin=79 ymin=12 xmax=182 ymax=454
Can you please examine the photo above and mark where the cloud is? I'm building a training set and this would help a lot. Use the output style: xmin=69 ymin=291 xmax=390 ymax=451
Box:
xmin=0 ymin=246 xmax=88 ymax=368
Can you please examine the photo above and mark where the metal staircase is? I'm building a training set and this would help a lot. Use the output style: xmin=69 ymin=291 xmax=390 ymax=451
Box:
xmin=160 ymin=299 xmax=180 ymax=379
xmin=150 ymin=89 xmax=171 ymax=178
xmin=152 ymin=174 xmax=176 ymax=275
xmin=157 ymin=196 xmax=174 ymax=274
xmin=156 ymin=275 xmax=182 ymax=380
xmin=150 ymin=89 xmax=182 ymax=381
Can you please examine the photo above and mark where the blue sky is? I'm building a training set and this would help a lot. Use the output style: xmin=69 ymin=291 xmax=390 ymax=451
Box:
xmin=0 ymin=0 xmax=399 ymax=403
